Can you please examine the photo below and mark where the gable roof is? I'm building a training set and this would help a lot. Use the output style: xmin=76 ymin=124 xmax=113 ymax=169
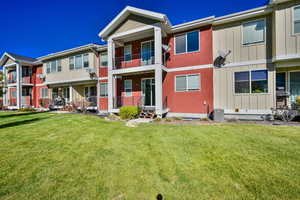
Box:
xmin=0 ymin=52 xmax=37 ymax=66
xmin=99 ymin=6 xmax=171 ymax=39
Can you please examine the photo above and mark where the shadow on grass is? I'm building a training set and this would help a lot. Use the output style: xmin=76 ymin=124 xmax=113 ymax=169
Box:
xmin=0 ymin=117 xmax=49 ymax=129
xmin=0 ymin=112 xmax=42 ymax=119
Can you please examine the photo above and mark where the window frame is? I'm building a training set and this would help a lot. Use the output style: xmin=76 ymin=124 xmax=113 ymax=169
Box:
xmin=100 ymin=82 xmax=108 ymax=97
xmin=83 ymin=54 xmax=89 ymax=68
xmin=46 ymin=60 xmax=61 ymax=73
xmin=234 ymin=70 xmax=269 ymax=95
xmin=124 ymin=79 xmax=132 ymax=96
xmin=100 ymin=51 xmax=108 ymax=67
xmin=242 ymin=18 xmax=266 ymax=46
xmin=124 ymin=45 xmax=132 ymax=62
xmin=40 ymin=88 xmax=49 ymax=98
xmin=175 ymin=74 xmax=201 ymax=92
xmin=292 ymin=5 xmax=300 ymax=35
xmin=69 ymin=57 xmax=75 ymax=70
xmin=174 ymin=30 xmax=200 ymax=55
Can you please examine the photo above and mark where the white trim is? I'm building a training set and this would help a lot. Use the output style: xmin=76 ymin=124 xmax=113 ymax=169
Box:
xmin=273 ymin=54 xmax=300 ymax=62
xmin=98 ymin=77 xmax=108 ymax=80
xmin=36 ymin=83 xmax=46 ymax=87
xmin=222 ymin=59 xmax=272 ymax=68
xmin=175 ymin=73 xmax=201 ymax=92
xmin=166 ymin=112 xmax=208 ymax=118
xmin=292 ymin=5 xmax=300 ymax=36
xmin=171 ymin=16 xmax=214 ymax=33
xmin=141 ymin=77 xmax=155 ymax=106
xmin=99 ymin=6 xmax=169 ymax=39
xmin=3 ymin=63 xmax=17 ymax=67
xmin=224 ymin=109 xmax=272 ymax=115
xmin=109 ymin=25 xmax=155 ymax=40
xmin=45 ymin=78 xmax=96 ymax=85
xmin=165 ymin=64 xmax=213 ymax=72
xmin=174 ymin=30 xmax=200 ymax=55
xmin=112 ymin=64 xmax=158 ymax=75
xmin=214 ymin=5 xmax=271 ymax=25
xmin=241 ymin=18 xmax=266 ymax=46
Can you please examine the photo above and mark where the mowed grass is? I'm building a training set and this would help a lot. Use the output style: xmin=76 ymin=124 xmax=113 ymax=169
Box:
xmin=0 ymin=112 xmax=300 ymax=200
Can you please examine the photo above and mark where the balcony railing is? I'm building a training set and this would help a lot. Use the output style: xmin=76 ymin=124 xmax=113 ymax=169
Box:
xmin=113 ymin=96 xmax=144 ymax=108
xmin=113 ymin=52 xmax=155 ymax=70
xmin=22 ymin=76 xmax=33 ymax=84
xmin=7 ymin=79 xmax=17 ymax=84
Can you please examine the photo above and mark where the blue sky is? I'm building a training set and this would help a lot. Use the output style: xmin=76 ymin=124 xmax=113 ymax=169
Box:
xmin=0 ymin=0 xmax=268 ymax=59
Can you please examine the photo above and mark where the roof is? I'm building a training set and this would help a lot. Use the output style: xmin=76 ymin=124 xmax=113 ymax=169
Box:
xmin=37 ymin=43 xmax=104 ymax=61
xmin=0 ymin=52 xmax=37 ymax=66
xmin=99 ymin=6 xmax=171 ymax=39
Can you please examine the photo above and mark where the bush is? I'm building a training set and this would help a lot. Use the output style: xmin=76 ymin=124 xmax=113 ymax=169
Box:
xmin=18 ymin=107 xmax=36 ymax=112
xmin=119 ymin=106 xmax=140 ymax=120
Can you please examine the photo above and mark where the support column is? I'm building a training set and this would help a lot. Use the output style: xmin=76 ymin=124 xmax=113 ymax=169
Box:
xmin=16 ymin=63 xmax=22 ymax=109
xmin=2 ymin=67 xmax=7 ymax=106
xmin=69 ymin=85 xmax=73 ymax=102
xmin=107 ymin=39 xmax=115 ymax=113
xmin=96 ymin=81 xmax=100 ymax=111
xmin=154 ymin=26 xmax=163 ymax=116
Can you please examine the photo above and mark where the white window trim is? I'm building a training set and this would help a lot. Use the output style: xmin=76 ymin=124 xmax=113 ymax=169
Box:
xmin=124 ymin=79 xmax=132 ymax=96
xmin=292 ymin=5 xmax=300 ymax=36
xmin=40 ymin=88 xmax=49 ymax=98
xmin=233 ymin=70 xmax=269 ymax=95
xmin=124 ymin=45 xmax=132 ymax=62
xmin=83 ymin=53 xmax=89 ymax=68
xmin=100 ymin=51 xmax=108 ymax=68
xmin=175 ymin=73 xmax=201 ymax=92
xmin=47 ymin=60 xmax=61 ymax=74
xmin=100 ymin=82 xmax=108 ymax=97
xmin=174 ymin=30 xmax=201 ymax=55
xmin=242 ymin=18 xmax=266 ymax=46
xmin=69 ymin=53 xmax=89 ymax=70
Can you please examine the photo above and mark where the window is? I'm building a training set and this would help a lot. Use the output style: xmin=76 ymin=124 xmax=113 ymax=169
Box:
xmin=69 ymin=57 xmax=74 ymax=70
xmin=57 ymin=60 xmax=62 ymax=72
xmin=100 ymin=82 xmax=108 ymax=97
xmin=243 ymin=19 xmax=265 ymax=45
xmin=22 ymin=87 xmax=31 ymax=96
xmin=52 ymin=88 xmax=58 ymax=99
xmin=175 ymin=31 xmax=200 ymax=54
xmin=51 ymin=61 xmax=57 ymax=72
xmin=276 ymin=72 xmax=286 ymax=90
xmin=293 ymin=6 xmax=300 ymax=34
xmin=124 ymin=80 xmax=132 ymax=96
xmin=175 ymin=74 xmax=200 ymax=91
xmin=251 ymin=70 xmax=268 ymax=93
xmin=83 ymin=54 xmax=89 ymax=68
xmin=84 ymin=86 xmax=97 ymax=97
xmin=235 ymin=71 xmax=250 ymax=93
xmin=46 ymin=63 xmax=51 ymax=73
xmin=75 ymin=55 xmax=82 ymax=69
xmin=63 ymin=88 xmax=70 ymax=99
xmin=234 ymin=70 xmax=268 ymax=94
xmin=40 ymin=88 xmax=48 ymax=98
xmin=22 ymin=67 xmax=32 ymax=77
xmin=11 ymin=90 xmax=17 ymax=98
xmin=124 ymin=45 xmax=132 ymax=62
xmin=100 ymin=52 xmax=108 ymax=67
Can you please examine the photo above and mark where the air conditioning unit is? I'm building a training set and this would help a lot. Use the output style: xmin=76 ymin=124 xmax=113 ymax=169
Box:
xmin=85 ymin=68 xmax=96 ymax=73
xmin=38 ymin=74 xmax=46 ymax=79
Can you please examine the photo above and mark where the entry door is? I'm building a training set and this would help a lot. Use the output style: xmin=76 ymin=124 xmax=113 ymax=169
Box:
xmin=141 ymin=41 xmax=154 ymax=65
xmin=141 ymin=78 xmax=155 ymax=106
xmin=290 ymin=71 xmax=300 ymax=104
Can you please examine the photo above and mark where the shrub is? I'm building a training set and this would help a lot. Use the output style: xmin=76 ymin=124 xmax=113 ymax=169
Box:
xmin=119 ymin=106 xmax=140 ymax=120
xmin=18 ymin=107 xmax=36 ymax=112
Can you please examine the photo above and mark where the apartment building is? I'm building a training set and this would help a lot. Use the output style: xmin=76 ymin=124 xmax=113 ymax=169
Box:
xmin=1 ymin=0 xmax=299 ymax=119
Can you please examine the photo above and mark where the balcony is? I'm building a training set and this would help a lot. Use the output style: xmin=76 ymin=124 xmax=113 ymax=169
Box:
xmin=7 ymin=79 xmax=17 ymax=84
xmin=22 ymin=76 xmax=33 ymax=84
xmin=113 ymin=52 xmax=155 ymax=70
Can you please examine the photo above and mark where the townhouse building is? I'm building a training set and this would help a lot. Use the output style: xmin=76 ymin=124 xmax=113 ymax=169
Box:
xmin=1 ymin=0 xmax=299 ymax=119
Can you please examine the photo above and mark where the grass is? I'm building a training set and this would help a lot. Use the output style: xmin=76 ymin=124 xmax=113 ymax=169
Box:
xmin=0 ymin=112 xmax=300 ymax=200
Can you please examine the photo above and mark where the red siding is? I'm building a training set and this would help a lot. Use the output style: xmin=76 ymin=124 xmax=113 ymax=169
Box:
xmin=163 ymin=68 xmax=214 ymax=114
xmin=99 ymin=80 xmax=108 ymax=111
xmin=165 ymin=26 xmax=213 ymax=68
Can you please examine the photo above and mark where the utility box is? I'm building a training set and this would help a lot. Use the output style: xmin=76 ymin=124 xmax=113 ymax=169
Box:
xmin=214 ymin=109 xmax=224 ymax=122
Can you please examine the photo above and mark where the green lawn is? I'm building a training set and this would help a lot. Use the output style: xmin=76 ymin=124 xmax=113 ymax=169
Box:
xmin=0 ymin=112 xmax=300 ymax=200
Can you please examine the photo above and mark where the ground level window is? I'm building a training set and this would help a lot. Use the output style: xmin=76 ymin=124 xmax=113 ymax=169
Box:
xmin=276 ymin=72 xmax=286 ymax=90
xmin=234 ymin=70 xmax=268 ymax=94
xmin=41 ymin=88 xmax=49 ymax=98
xmin=100 ymin=82 xmax=108 ymax=97
xmin=124 ymin=80 xmax=132 ymax=96
xmin=175 ymin=74 xmax=200 ymax=92
xmin=84 ymin=86 xmax=97 ymax=98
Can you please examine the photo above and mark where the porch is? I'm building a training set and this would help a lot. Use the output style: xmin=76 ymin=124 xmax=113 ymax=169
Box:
xmin=276 ymin=67 xmax=300 ymax=110
xmin=42 ymin=83 xmax=98 ymax=111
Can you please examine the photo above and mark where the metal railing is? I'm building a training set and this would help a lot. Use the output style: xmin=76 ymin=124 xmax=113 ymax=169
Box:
xmin=113 ymin=96 xmax=144 ymax=109
xmin=22 ymin=76 xmax=33 ymax=84
xmin=113 ymin=52 xmax=155 ymax=70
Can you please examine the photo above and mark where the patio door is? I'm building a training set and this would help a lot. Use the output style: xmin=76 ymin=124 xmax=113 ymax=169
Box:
xmin=141 ymin=78 xmax=155 ymax=107
xmin=141 ymin=41 xmax=154 ymax=65
xmin=290 ymin=71 xmax=300 ymax=104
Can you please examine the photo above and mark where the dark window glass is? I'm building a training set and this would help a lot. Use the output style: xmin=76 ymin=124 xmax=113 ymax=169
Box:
xmin=175 ymin=34 xmax=186 ymax=54
xmin=251 ymin=70 xmax=268 ymax=93
xmin=235 ymin=71 xmax=250 ymax=93
xmin=187 ymin=31 xmax=199 ymax=52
